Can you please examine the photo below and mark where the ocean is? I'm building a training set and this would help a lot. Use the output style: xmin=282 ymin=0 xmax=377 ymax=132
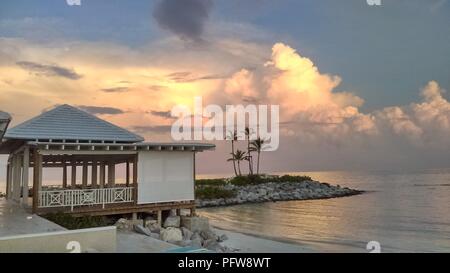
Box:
xmin=199 ymin=170 xmax=450 ymax=253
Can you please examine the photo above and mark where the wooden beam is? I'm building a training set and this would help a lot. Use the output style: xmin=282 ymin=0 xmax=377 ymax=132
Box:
xmin=99 ymin=162 xmax=105 ymax=188
xmin=21 ymin=147 xmax=30 ymax=206
xmin=32 ymin=151 xmax=42 ymax=214
xmin=62 ymin=162 xmax=67 ymax=188
xmin=91 ymin=162 xmax=98 ymax=188
xmin=5 ymin=159 xmax=11 ymax=200
xmin=107 ymin=163 xmax=115 ymax=187
xmin=133 ymin=154 xmax=138 ymax=204
xmin=82 ymin=161 xmax=88 ymax=188
xmin=126 ymin=161 xmax=130 ymax=187
xmin=13 ymin=154 xmax=22 ymax=201
xmin=71 ymin=162 xmax=77 ymax=188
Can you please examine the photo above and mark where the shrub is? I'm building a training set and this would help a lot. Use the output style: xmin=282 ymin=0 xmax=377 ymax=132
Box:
xmin=228 ymin=174 xmax=313 ymax=185
xmin=195 ymin=186 xmax=236 ymax=200
xmin=43 ymin=212 xmax=110 ymax=230
xmin=196 ymin=178 xmax=227 ymax=186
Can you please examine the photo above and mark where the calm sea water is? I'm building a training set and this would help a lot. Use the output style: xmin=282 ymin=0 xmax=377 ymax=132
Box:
xmin=199 ymin=170 xmax=450 ymax=253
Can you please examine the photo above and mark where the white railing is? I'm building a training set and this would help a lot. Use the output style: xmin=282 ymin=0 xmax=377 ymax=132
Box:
xmin=38 ymin=187 xmax=134 ymax=211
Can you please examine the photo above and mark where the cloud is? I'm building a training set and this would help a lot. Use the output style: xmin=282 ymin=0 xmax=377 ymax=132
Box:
xmin=149 ymin=110 xmax=175 ymax=120
xmin=153 ymin=0 xmax=213 ymax=42
xmin=101 ymin=87 xmax=129 ymax=93
xmin=132 ymin=125 xmax=172 ymax=134
xmin=166 ymin=71 xmax=226 ymax=83
xmin=16 ymin=61 xmax=82 ymax=80
xmin=78 ymin=105 xmax=125 ymax=115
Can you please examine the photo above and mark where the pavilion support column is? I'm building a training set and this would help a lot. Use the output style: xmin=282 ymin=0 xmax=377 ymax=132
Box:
xmin=32 ymin=151 xmax=42 ymax=214
xmin=126 ymin=161 xmax=130 ymax=187
xmin=133 ymin=154 xmax=138 ymax=204
xmin=91 ymin=161 xmax=98 ymax=188
xmin=107 ymin=163 xmax=115 ymax=187
xmin=6 ymin=159 xmax=12 ymax=199
xmin=82 ymin=161 xmax=88 ymax=188
xmin=71 ymin=160 xmax=77 ymax=188
xmin=21 ymin=147 xmax=30 ymax=206
xmin=157 ymin=210 xmax=162 ymax=228
xmin=13 ymin=154 xmax=22 ymax=202
xmin=99 ymin=162 xmax=105 ymax=188
xmin=62 ymin=162 xmax=67 ymax=189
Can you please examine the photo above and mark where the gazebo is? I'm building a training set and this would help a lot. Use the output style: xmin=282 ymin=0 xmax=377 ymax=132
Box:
xmin=0 ymin=105 xmax=214 ymax=217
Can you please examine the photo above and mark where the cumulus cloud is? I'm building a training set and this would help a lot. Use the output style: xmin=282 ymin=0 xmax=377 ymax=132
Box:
xmin=153 ymin=0 xmax=213 ymax=42
xmin=101 ymin=87 xmax=129 ymax=93
xmin=16 ymin=61 xmax=82 ymax=80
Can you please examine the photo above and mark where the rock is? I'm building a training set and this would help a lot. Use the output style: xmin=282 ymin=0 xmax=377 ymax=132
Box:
xmin=191 ymin=232 xmax=202 ymax=241
xmin=160 ymin=227 xmax=183 ymax=242
xmin=181 ymin=216 xmax=210 ymax=233
xmin=150 ymin=233 xmax=160 ymax=239
xmin=203 ymin=239 xmax=223 ymax=252
xmin=115 ymin=218 xmax=131 ymax=230
xmin=163 ymin=216 xmax=181 ymax=228
xmin=200 ymin=230 xmax=218 ymax=241
xmin=147 ymin=223 xmax=161 ymax=234
xmin=218 ymin=234 xmax=228 ymax=242
xmin=190 ymin=237 xmax=203 ymax=248
xmin=133 ymin=224 xmax=152 ymax=236
xmin=144 ymin=218 xmax=158 ymax=228
xmin=181 ymin=227 xmax=193 ymax=241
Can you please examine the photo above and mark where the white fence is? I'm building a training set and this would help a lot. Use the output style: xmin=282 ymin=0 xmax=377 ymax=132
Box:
xmin=39 ymin=187 xmax=134 ymax=211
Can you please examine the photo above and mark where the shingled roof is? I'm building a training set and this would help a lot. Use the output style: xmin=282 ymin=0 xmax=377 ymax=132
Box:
xmin=4 ymin=104 xmax=144 ymax=143
xmin=0 ymin=110 xmax=11 ymax=140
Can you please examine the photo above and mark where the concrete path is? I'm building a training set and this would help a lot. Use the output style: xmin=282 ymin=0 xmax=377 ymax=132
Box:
xmin=116 ymin=230 xmax=178 ymax=253
xmin=0 ymin=198 xmax=65 ymax=238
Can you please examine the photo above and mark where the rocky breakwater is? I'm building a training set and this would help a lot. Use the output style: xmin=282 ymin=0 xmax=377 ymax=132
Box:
xmin=197 ymin=180 xmax=363 ymax=208
xmin=115 ymin=214 xmax=235 ymax=253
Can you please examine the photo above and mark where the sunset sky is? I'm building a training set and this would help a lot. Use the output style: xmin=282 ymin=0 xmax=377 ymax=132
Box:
xmin=1 ymin=0 xmax=450 ymax=175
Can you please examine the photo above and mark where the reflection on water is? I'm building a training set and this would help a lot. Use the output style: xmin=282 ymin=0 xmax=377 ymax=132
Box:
xmin=199 ymin=170 xmax=450 ymax=253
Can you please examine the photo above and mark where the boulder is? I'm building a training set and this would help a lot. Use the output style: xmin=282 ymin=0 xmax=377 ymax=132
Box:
xmin=181 ymin=227 xmax=193 ymax=241
xmin=218 ymin=234 xmax=228 ymax=242
xmin=163 ymin=216 xmax=181 ymax=228
xmin=181 ymin=216 xmax=210 ymax=233
xmin=133 ymin=224 xmax=152 ymax=236
xmin=160 ymin=227 xmax=183 ymax=242
xmin=200 ymin=230 xmax=218 ymax=241
xmin=115 ymin=218 xmax=131 ymax=230
xmin=190 ymin=237 xmax=203 ymax=248
xmin=202 ymin=239 xmax=222 ymax=252
xmin=150 ymin=233 xmax=160 ymax=239
xmin=191 ymin=232 xmax=202 ymax=241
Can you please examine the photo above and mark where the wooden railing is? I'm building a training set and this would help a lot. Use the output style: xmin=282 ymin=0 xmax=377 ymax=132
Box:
xmin=38 ymin=187 xmax=134 ymax=211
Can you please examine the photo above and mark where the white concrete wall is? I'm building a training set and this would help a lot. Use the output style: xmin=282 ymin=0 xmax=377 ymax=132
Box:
xmin=0 ymin=226 xmax=116 ymax=253
xmin=137 ymin=151 xmax=194 ymax=204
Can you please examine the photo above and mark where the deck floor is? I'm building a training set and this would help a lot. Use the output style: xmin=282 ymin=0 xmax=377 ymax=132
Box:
xmin=0 ymin=198 xmax=65 ymax=238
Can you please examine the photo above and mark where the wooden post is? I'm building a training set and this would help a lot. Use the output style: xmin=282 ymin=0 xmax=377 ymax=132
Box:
xmin=71 ymin=161 xmax=77 ymax=188
xmin=91 ymin=161 xmax=98 ymax=188
xmin=157 ymin=210 xmax=162 ymax=227
xmin=107 ymin=163 xmax=115 ymax=187
xmin=82 ymin=161 xmax=88 ymax=188
xmin=62 ymin=162 xmax=67 ymax=189
xmin=13 ymin=154 xmax=22 ymax=201
xmin=21 ymin=147 xmax=30 ymax=206
xmin=126 ymin=160 xmax=130 ymax=187
xmin=32 ymin=151 xmax=42 ymax=214
xmin=133 ymin=154 xmax=138 ymax=204
xmin=5 ymin=160 xmax=11 ymax=199
xmin=99 ymin=162 xmax=105 ymax=188
xmin=176 ymin=209 xmax=181 ymax=216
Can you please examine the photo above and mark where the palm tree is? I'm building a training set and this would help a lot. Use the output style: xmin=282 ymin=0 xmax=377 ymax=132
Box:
xmin=250 ymin=137 xmax=265 ymax=175
xmin=227 ymin=150 xmax=246 ymax=176
xmin=244 ymin=127 xmax=254 ymax=175
xmin=226 ymin=130 xmax=238 ymax=177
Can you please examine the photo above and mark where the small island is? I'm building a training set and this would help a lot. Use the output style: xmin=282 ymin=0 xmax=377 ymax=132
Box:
xmin=195 ymin=175 xmax=363 ymax=208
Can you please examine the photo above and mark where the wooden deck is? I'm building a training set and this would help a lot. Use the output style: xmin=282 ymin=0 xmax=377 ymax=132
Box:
xmin=36 ymin=200 xmax=196 ymax=217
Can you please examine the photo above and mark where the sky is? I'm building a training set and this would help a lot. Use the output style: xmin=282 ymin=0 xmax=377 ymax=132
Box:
xmin=0 ymin=0 xmax=450 ymax=177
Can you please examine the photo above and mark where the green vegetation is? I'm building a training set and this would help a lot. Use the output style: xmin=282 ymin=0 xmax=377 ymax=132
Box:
xmin=196 ymin=175 xmax=313 ymax=187
xmin=195 ymin=187 xmax=236 ymax=200
xmin=43 ymin=212 xmax=111 ymax=230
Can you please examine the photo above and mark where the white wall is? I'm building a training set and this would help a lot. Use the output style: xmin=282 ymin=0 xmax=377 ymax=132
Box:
xmin=137 ymin=151 xmax=194 ymax=204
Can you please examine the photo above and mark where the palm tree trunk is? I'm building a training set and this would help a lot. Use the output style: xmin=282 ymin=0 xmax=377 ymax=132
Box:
xmin=231 ymin=140 xmax=238 ymax=176
xmin=237 ymin=161 xmax=242 ymax=176
xmin=247 ymin=140 xmax=253 ymax=175
xmin=257 ymin=151 xmax=260 ymax=175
